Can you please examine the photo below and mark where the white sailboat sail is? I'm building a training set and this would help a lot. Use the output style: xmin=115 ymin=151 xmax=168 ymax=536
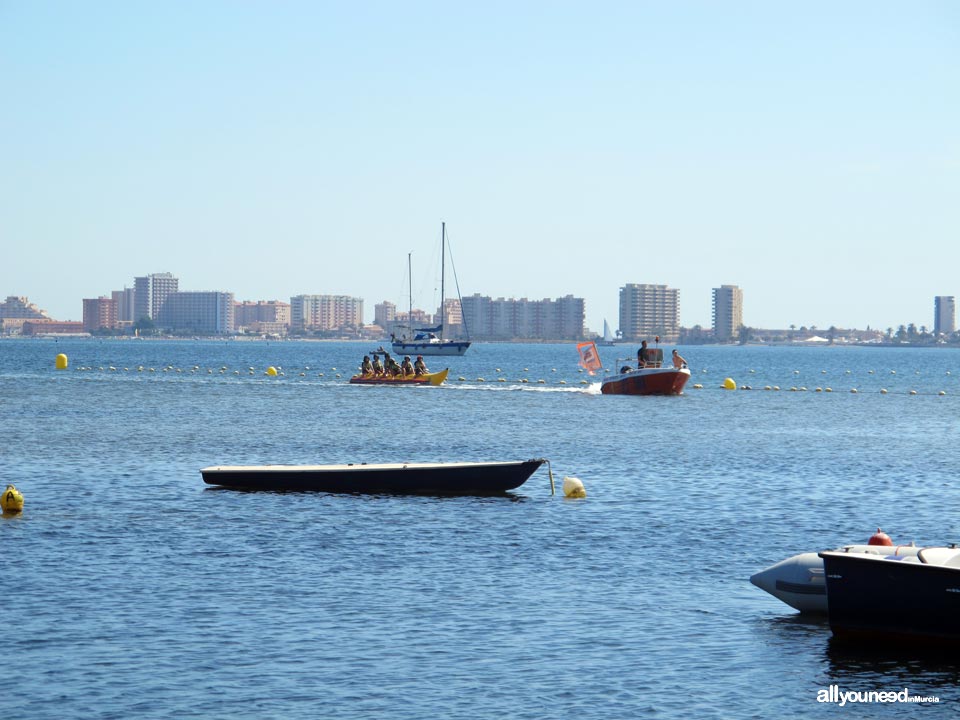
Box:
xmin=603 ymin=319 xmax=614 ymax=343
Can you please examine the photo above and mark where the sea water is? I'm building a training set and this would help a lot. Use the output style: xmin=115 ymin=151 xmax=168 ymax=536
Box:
xmin=3 ymin=338 xmax=959 ymax=718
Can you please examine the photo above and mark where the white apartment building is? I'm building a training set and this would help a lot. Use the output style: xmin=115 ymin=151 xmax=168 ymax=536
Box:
xmin=618 ymin=283 xmax=680 ymax=343
xmin=712 ymin=285 xmax=744 ymax=341
xmin=290 ymin=295 xmax=364 ymax=331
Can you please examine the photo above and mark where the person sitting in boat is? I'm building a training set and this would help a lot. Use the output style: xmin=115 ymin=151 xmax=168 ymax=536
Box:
xmin=672 ymin=349 xmax=687 ymax=369
xmin=401 ymin=355 xmax=414 ymax=376
xmin=637 ymin=340 xmax=649 ymax=368
xmin=372 ymin=354 xmax=384 ymax=376
xmin=414 ymin=355 xmax=427 ymax=376
xmin=361 ymin=355 xmax=373 ymax=375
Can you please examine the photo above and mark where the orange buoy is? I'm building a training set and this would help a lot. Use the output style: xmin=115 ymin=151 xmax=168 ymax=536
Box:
xmin=868 ymin=528 xmax=893 ymax=546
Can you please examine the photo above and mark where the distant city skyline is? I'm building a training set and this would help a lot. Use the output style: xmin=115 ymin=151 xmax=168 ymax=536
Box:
xmin=3 ymin=3 xmax=957 ymax=331
xmin=4 ymin=277 xmax=957 ymax=339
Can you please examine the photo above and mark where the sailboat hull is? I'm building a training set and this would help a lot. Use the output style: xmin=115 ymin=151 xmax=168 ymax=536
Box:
xmin=391 ymin=340 xmax=471 ymax=357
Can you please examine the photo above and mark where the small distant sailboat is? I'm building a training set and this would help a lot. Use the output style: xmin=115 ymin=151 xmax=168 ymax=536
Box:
xmin=598 ymin=319 xmax=616 ymax=346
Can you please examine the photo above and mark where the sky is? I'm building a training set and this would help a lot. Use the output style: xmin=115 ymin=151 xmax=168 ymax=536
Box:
xmin=2 ymin=1 xmax=957 ymax=332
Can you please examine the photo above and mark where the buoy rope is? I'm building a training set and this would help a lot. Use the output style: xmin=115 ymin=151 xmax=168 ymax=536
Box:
xmin=545 ymin=459 xmax=555 ymax=496
xmin=690 ymin=385 xmax=952 ymax=397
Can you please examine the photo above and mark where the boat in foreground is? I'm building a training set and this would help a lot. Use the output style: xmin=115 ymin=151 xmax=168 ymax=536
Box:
xmin=201 ymin=458 xmax=546 ymax=494
xmin=751 ymin=542 xmax=922 ymax=613
xmin=820 ymin=548 xmax=960 ymax=645
xmin=349 ymin=368 xmax=449 ymax=386
xmin=601 ymin=366 xmax=690 ymax=395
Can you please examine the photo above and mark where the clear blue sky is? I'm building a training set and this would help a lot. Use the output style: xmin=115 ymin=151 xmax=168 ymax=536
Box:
xmin=2 ymin=1 xmax=957 ymax=332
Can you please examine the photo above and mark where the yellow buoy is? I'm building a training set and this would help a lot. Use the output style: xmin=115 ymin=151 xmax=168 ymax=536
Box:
xmin=562 ymin=476 xmax=586 ymax=498
xmin=722 ymin=377 xmax=736 ymax=390
xmin=55 ymin=353 xmax=68 ymax=370
xmin=266 ymin=366 xmax=278 ymax=377
xmin=2 ymin=485 xmax=23 ymax=513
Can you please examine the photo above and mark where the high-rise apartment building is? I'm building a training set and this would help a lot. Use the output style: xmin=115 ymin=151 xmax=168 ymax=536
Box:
xmin=234 ymin=301 xmax=290 ymax=327
xmin=459 ymin=294 xmax=585 ymax=340
xmin=374 ymin=301 xmax=397 ymax=330
xmin=0 ymin=296 xmax=50 ymax=319
xmin=290 ymin=295 xmax=364 ymax=331
xmin=157 ymin=291 xmax=235 ymax=334
xmin=112 ymin=288 xmax=136 ymax=323
xmin=234 ymin=301 xmax=290 ymax=335
xmin=712 ymin=285 xmax=743 ymax=341
xmin=82 ymin=296 xmax=118 ymax=331
xmin=934 ymin=296 xmax=956 ymax=336
xmin=134 ymin=272 xmax=179 ymax=321
xmin=618 ymin=284 xmax=679 ymax=343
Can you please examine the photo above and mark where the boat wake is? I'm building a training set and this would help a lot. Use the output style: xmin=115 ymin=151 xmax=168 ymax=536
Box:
xmin=444 ymin=381 xmax=595 ymax=394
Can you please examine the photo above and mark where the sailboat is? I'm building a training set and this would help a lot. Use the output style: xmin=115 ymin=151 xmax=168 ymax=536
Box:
xmin=391 ymin=222 xmax=471 ymax=357
xmin=598 ymin=319 xmax=616 ymax=346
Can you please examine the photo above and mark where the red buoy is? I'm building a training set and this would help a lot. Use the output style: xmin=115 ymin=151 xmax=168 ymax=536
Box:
xmin=868 ymin=528 xmax=893 ymax=546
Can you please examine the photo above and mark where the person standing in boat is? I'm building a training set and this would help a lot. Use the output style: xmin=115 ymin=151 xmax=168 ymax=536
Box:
xmin=637 ymin=340 xmax=649 ymax=368
xmin=401 ymin=355 xmax=414 ymax=377
xmin=361 ymin=355 xmax=373 ymax=375
xmin=414 ymin=355 xmax=427 ymax=376
xmin=672 ymin=349 xmax=687 ymax=369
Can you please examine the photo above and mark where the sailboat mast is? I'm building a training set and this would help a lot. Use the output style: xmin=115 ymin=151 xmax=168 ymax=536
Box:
xmin=407 ymin=252 xmax=412 ymax=332
xmin=440 ymin=222 xmax=445 ymax=341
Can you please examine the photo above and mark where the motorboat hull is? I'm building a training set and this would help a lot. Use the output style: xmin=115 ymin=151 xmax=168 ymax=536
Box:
xmin=821 ymin=550 xmax=960 ymax=644
xmin=201 ymin=459 xmax=546 ymax=494
xmin=600 ymin=367 xmax=690 ymax=395
xmin=751 ymin=544 xmax=923 ymax=613
xmin=349 ymin=368 xmax=449 ymax=386
xmin=391 ymin=340 xmax=471 ymax=357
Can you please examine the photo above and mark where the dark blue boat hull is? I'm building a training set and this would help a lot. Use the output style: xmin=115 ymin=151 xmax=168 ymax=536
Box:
xmin=820 ymin=552 xmax=960 ymax=645
xmin=201 ymin=459 xmax=545 ymax=495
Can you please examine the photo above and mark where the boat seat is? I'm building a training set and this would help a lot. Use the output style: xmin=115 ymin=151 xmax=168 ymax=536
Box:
xmin=642 ymin=349 xmax=663 ymax=368
xmin=916 ymin=547 xmax=960 ymax=566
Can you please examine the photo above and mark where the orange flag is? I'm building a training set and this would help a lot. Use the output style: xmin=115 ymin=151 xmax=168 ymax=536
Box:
xmin=576 ymin=341 xmax=602 ymax=375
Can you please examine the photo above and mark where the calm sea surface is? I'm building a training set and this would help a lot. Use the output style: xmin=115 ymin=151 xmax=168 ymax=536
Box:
xmin=3 ymin=338 xmax=960 ymax=718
